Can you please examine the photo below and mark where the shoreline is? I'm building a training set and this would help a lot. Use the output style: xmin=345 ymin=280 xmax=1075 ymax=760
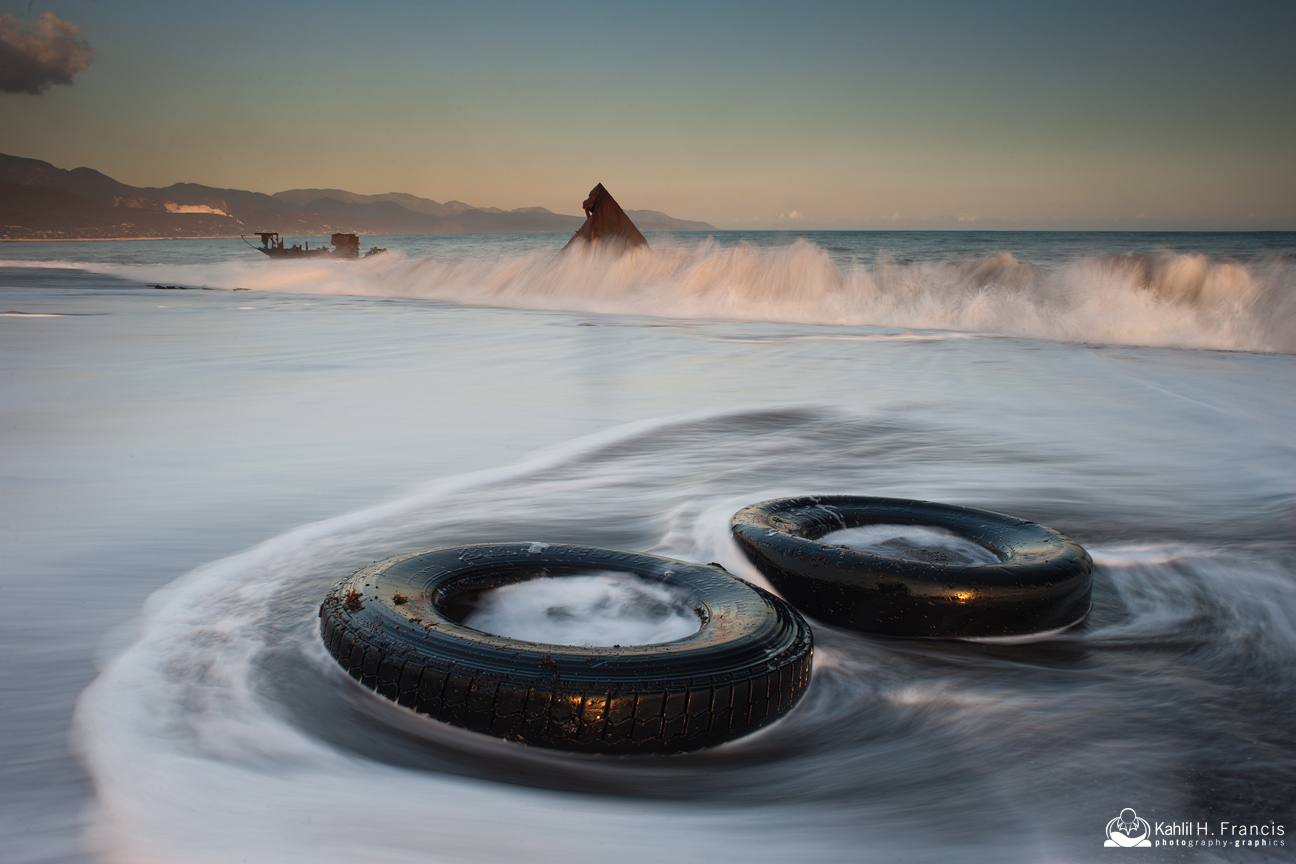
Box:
xmin=0 ymin=235 xmax=254 ymax=242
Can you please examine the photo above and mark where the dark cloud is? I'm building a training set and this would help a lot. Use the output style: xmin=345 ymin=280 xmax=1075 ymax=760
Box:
xmin=0 ymin=12 xmax=93 ymax=95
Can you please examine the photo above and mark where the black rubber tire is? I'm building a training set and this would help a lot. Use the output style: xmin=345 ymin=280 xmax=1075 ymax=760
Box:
xmin=731 ymin=495 xmax=1092 ymax=638
xmin=318 ymin=544 xmax=813 ymax=754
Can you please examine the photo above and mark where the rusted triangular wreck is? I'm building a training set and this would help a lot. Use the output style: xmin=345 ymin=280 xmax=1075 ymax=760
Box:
xmin=561 ymin=183 xmax=649 ymax=253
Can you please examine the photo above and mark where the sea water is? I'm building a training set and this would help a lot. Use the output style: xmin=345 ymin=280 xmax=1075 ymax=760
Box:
xmin=1 ymin=231 xmax=1293 ymax=863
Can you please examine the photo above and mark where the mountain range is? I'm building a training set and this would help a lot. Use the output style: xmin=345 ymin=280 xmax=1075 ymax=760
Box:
xmin=0 ymin=154 xmax=714 ymax=240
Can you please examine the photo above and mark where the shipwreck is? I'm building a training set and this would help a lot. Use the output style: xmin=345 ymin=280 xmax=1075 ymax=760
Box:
xmin=244 ymin=232 xmax=386 ymax=259
xmin=560 ymin=184 xmax=648 ymax=253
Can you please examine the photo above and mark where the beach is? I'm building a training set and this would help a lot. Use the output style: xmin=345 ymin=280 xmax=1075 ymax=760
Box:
xmin=2 ymin=231 xmax=1294 ymax=863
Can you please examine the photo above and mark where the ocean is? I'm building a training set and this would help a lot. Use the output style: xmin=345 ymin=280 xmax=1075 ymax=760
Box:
xmin=2 ymin=230 xmax=1293 ymax=863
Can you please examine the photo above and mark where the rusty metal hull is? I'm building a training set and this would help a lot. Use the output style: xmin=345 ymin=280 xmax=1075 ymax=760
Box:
xmin=560 ymin=183 xmax=648 ymax=253
xmin=256 ymin=247 xmax=331 ymax=259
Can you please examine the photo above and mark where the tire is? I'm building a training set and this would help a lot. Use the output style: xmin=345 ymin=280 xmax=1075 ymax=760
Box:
xmin=731 ymin=495 xmax=1092 ymax=638
xmin=318 ymin=544 xmax=813 ymax=754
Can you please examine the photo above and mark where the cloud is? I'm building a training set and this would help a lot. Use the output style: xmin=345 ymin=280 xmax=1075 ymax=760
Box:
xmin=0 ymin=13 xmax=94 ymax=95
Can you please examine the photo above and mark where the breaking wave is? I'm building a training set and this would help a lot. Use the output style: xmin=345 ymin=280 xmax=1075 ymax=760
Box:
xmin=19 ymin=239 xmax=1296 ymax=352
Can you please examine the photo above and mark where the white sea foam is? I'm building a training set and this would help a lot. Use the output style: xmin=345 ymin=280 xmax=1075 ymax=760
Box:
xmin=818 ymin=524 xmax=1001 ymax=565
xmin=461 ymin=572 xmax=700 ymax=646
xmin=25 ymin=238 xmax=1296 ymax=353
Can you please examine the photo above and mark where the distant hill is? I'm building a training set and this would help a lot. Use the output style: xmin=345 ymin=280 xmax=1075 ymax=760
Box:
xmin=624 ymin=209 xmax=715 ymax=232
xmin=0 ymin=153 xmax=715 ymax=240
xmin=272 ymin=188 xmax=476 ymax=218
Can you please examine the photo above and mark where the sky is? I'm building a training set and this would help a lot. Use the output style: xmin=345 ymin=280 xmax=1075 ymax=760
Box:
xmin=1 ymin=0 xmax=1293 ymax=230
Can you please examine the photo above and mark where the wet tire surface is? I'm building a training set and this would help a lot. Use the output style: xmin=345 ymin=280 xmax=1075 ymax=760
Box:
xmin=319 ymin=544 xmax=813 ymax=754
xmin=732 ymin=495 xmax=1093 ymax=638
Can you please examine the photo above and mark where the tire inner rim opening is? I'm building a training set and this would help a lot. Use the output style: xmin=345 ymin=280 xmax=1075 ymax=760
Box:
xmin=817 ymin=524 xmax=1003 ymax=565
xmin=457 ymin=571 xmax=703 ymax=647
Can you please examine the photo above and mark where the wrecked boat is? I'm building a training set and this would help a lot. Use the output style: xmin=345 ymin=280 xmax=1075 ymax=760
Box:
xmin=243 ymin=232 xmax=386 ymax=259
xmin=560 ymin=184 xmax=648 ymax=253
